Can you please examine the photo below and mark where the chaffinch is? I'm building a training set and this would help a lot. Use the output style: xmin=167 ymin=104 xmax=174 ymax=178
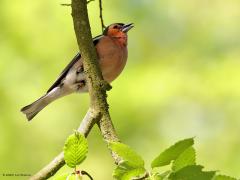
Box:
xmin=21 ymin=23 xmax=134 ymax=121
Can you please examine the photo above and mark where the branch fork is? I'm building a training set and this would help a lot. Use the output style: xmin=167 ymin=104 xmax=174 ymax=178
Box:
xmin=30 ymin=0 xmax=119 ymax=179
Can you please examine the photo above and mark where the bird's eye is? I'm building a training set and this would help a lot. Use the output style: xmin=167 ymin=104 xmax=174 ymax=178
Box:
xmin=113 ymin=25 xmax=118 ymax=29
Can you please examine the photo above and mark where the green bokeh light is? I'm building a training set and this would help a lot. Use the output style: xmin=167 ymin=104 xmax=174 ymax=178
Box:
xmin=0 ymin=0 xmax=240 ymax=179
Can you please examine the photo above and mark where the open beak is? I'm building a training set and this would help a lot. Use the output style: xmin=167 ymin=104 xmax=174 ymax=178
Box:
xmin=122 ymin=23 xmax=134 ymax=33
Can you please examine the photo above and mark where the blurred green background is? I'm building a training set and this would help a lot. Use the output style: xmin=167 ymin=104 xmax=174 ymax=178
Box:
xmin=0 ymin=0 xmax=240 ymax=179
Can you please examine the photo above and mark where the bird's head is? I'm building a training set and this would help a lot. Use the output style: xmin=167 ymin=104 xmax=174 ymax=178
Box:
xmin=103 ymin=23 xmax=134 ymax=47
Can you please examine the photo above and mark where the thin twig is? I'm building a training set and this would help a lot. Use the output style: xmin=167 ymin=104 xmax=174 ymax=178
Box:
xmin=99 ymin=0 xmax=105 ymax=32
xmin=81 ymin=170 xmax=94 ymax=180
xmin=61 ymin=3 xmax=71 ymax=6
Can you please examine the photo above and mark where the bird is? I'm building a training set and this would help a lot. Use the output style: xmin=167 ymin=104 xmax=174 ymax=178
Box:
xmin=21 ymin=23 xmax=134 ymax=121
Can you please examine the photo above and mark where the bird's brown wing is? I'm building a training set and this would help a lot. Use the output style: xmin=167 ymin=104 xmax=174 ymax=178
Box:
xmin=46 ymin=35 xmax=103 ymax=93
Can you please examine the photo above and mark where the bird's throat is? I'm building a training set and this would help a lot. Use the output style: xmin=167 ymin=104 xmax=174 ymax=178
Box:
xmin=112 ymin=36 xmax=128 ymax=47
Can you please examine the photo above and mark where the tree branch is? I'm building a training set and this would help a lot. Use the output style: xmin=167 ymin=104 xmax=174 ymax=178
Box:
xmin=71 ymin=0 xmax=119 ymax=142
xmin=30 ymin=0 xmax=120 ymax=179
xmin=99 ymin=0 xmax=105 ymax=32
xmin=61 ymin=0 xmax=94 ymax=6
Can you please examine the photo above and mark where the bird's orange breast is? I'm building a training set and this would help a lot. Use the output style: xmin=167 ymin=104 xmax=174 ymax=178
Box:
xmin=96 ymin=36 xmax=128 ymax=82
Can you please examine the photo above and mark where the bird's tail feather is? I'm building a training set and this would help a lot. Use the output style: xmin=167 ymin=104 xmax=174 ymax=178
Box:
xmin=21 ymin=88 xmax=66 ymax=121
xmin=21 ymin=94 xmax=52 ymax=121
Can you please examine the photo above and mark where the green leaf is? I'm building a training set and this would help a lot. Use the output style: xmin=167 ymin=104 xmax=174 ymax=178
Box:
xmin=109 ymin=141 xmax=145 ymax=168
xmin=121 ymin=168 xmax=146 ymax=180
xmin=149 ymin=171 xmax=171 ymax=180
xmin=151 ymin=138 xmax=194 ymax=168
xmin=113 ymin=161 xmax=146 ymax=180
xmin=148 ymin=174 xmax=163 ymax=180
xmin=172 ymin=147 xmax=196 ymax=171
xmin=168 ymin=165 xmax=215 ymax=180
xmin=213 ymin=175 xmax=237 ymax=180
xmin=63 ymin=132 xmax=88 ymax=168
